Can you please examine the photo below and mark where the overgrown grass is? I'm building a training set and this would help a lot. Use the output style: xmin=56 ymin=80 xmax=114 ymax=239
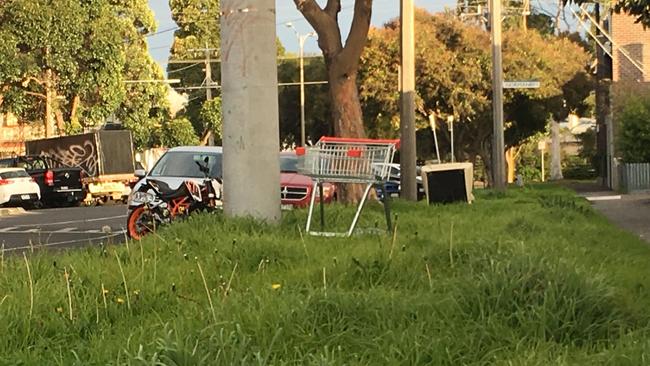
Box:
xmin=1 ymin=185 xmax=650 ymax=365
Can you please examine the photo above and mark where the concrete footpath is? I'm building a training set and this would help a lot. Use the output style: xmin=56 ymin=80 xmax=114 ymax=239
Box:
xmin=565 ymin=181 xmax=650 ymax=243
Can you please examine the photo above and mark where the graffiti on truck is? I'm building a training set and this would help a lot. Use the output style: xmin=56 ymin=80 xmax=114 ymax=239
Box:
xmin=38 ymin=140 xmax=99 ymax=176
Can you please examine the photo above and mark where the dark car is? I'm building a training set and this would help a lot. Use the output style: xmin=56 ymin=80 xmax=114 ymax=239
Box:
xmin=0 ymin=155 xmax=85 ymax=207
xmin=374 ymin=163 xmax=425 ymax=200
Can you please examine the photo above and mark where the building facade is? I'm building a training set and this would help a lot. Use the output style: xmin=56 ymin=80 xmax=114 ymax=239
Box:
xmin=0 ymin=113 xmax=43 ymax=157
xmin=602 ymin=12 xmax=650 ymax=189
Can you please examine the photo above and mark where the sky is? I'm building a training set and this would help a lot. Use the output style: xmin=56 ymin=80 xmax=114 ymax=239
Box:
xmin=146 ymin=0 xmax=453 ymax=70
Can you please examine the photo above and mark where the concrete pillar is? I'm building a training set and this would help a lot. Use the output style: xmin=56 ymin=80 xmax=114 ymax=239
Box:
xmin=220 ymin=1 xmax=281 ymax=222
xmin=490 ymin=0 xmax=506 ymax=190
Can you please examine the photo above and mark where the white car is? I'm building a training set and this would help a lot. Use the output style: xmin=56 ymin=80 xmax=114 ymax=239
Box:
xmin=0 ymin=168 xmax=41 ymax=208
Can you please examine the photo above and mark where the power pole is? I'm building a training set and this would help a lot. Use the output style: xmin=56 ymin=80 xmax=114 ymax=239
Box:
xmin=204 ymin=45 xmax=215 ymax=146
xmin=188 ymin=45 xmax=219 ymax=145
xmin=490 ymin=0 xmax=506 ymax=190
xmin=221 ymin=0 xmax=281 ymax=223
xmin=594 ymin=3 xmax=609 ymax=187
xmin=400 ymin=0 xmax=418 ymax=201
xmin=522 ymin=0 xmax=530 ymax=31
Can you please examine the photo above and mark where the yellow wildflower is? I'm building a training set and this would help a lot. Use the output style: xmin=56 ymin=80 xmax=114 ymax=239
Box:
xmin=116 ymin=297 xmax=125 ymax=304
xmin=133 ymin=290 xmax=140 ymax=296
xmin=56 ymin=307 xmax=63 ymax=313
xmin=102 ymin=289 xmax=109 ymax=295
xmin=271 ymin=284 xmax=281 ymax=290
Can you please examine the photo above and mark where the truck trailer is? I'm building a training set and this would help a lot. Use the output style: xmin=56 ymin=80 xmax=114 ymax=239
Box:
xmin=25 ymin=130 xmax=136 ymax=205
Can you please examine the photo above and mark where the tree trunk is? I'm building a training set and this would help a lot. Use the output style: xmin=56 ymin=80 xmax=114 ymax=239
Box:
xmin=328 ymin=67 xmax=365 ymax=138
xmin=69 ymin=94 xmax=80 ymax=129
xmin=505 ymin=146 xmax=518 ymax=183
xmin=479 ymin=140 xmax=493 ymax=188
xmin=55 ymin=109 xmax=65 ymax=135
xmin=44 ymin=69 xmax=54 ymax=138
xmin=550 ymin=119 xmax=563 ymax=180
xmin=327 ymin=66 xmax=368 ymax=203
xmin=294 ymin=0 xmax=373 ymax=204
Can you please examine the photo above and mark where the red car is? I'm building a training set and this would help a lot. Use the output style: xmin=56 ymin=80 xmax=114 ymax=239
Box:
xmin=280 ymin=152 xmax=336 ymax=209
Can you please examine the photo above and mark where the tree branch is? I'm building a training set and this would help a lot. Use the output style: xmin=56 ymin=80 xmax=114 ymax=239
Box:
xmin=293 ymin=0 xmax=343 ymax=58
xmin=200 ymin=129 xmax=212 ymax=146
xmin=24 ymin=91 xmax=47 ymax=99
xmin=21 ymin=76 xmax=45 ymax=87
xmin=69 ymin=95 xmax=80 ymax=123
xmin=324 ymin=0 xmax=341 ymax=18
xmin=337 ymin=0 xmax=372 ymax=74
xmin=293 ymin=0 xmax=327 ymax=33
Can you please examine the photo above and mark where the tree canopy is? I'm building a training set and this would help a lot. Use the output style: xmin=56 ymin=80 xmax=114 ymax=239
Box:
xmin=359 ymin=10 xmax=590 ymax=168
xmin=167 ymin=0 xmax=220 ymax=138
xmin=0 ymin=0 xmax=170 ymax=149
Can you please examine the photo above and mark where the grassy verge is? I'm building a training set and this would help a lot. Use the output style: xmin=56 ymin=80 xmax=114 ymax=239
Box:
xmin=1 ymin=185 xmax=650 ymax=365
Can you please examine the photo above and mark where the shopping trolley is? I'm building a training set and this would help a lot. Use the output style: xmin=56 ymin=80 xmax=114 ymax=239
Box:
xmin=296 ymin=137 xmax=400 ymax=237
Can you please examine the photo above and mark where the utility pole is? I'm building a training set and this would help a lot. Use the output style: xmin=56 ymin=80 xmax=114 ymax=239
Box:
xmin=221 ymin=0 xmax=281 ymax=222
xmin=400 ymin=0 xmax=418 ymax=201
xmin=204 ymin=45 xmax=214 ymax=146
xmin=286 ymin=23 xmax=316 ymax=147
xmin=594 ymin=3 xmax=609 ymax=187
xmin=522 ymin=0 xmax=530 ymax=31
xmin=188 ymin=45 xmax=219 ymax=145
xmin=490 ymin=0 xmax=506 ymax=190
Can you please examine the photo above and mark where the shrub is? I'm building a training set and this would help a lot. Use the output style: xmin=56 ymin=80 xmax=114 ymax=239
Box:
xmin=619 ymin=96 xmax=650 ymax=163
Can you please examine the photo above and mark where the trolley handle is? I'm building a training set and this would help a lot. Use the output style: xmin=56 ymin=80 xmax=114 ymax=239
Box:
xmin=318 ymin=136 xmax=401 ymax=149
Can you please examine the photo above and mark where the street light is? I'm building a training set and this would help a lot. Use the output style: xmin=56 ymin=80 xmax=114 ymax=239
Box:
xmin=286 ymin=22 xmax=316 ymax=147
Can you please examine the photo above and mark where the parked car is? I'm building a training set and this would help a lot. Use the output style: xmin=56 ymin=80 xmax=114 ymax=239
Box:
xmin=280 ymin=152 xmax=336 ymax=209
xmin=127 ymin=147 xmax=336 ymax=215
xmin=127 ymin=146 xmax=223 ymax=210
xmin=0 ymin=168 xmax=41 ymax=208
xmin=0 ymin=155 xmax=85 ymax=207
xmin=373 ymin=163 xmax=426 ymax=200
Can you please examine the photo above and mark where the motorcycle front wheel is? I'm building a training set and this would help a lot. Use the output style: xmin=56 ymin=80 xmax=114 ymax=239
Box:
xmin=127 ymin=206 xmax=157 ymax=240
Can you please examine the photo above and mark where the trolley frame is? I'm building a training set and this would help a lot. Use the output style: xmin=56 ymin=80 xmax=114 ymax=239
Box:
xmin=296 ymin=137 xmax=400 ymax=237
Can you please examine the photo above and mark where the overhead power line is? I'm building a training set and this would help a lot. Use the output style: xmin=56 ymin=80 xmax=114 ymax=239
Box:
xmin=166 ymin=55 xmax=324 ymax=64
xmin=167 ymin=62 xmax=202 ymax=74
xmin=173 ymin=81 xmax=328 ymax=91
xmin=146 ymin=26 xmax=179 ymax=37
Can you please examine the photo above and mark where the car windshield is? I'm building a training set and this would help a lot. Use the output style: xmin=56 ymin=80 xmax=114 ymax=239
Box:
xmin=280 ymin=155 xmax=298 ymax=173
xmin=149 ymin=151 xmax=222 ymax=178
xmin=0 ymin=170 xmax=29 ymax=179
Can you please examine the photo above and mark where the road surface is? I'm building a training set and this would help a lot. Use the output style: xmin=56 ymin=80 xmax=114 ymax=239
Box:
xmin=0 ymin=205 xmax=127 ymax=253
xmin=565 ymin=181 xmax=650 ymax=244
xmin=585 ymin=193 xmax=650 ymax=243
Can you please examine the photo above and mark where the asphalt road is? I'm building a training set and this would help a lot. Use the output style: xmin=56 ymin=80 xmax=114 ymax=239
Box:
xmin=0 ymin=205 xmax=128 ymax=253
xmin=587 ymin=193 xmax=650 ymax=243
xmin=566 ymin=181 xmax=650 ymax=244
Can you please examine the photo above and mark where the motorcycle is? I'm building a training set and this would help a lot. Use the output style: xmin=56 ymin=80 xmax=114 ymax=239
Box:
xmin=126 ymin=159 xmax=222 ymax=240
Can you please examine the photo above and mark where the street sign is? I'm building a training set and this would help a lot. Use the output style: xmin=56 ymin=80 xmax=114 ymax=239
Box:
xmin=503 ymin=80 xmax=541 ymax=89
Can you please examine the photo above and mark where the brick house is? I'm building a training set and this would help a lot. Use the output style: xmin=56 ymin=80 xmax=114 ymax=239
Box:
xmin=601 ymin=12 xmax=650 ymax=189
xmin=610 ymin=13 xmax=650 ymax=83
